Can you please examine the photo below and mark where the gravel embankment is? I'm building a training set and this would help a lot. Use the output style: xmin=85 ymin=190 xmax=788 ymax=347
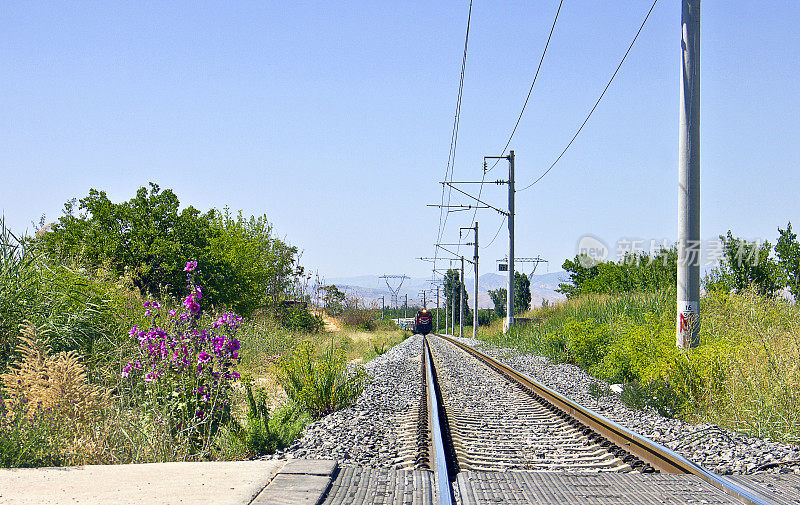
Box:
xmin=451 ymin=335 xmax=800 ymax=475
xmin=266 ymin=335 xmax=424 ymax=467
xmin=267 ymin=333 xmax=800 ymax=475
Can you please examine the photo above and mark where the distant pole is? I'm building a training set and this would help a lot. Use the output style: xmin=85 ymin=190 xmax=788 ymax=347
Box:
xmin=404 ymin=294 xmax=408 ymax=319
xmin=459 ymin=257 xmax=465 ymax=338
xmin=451 ymin=279 xmax=456 ymax=335
xmin=677 ymin=0 xmax=701 ymax=348
xmin=444 ymin=285 xmax=448 ymax=332
xmin=380 ymin=296 xmax=385 ymax=319
xmin=436 ymin=286 xmax=440 ymax=330
xmin=505 ymin=150 xmax=516 ymax=333
xmin=473 ymin=222 xmax=479 ymax=340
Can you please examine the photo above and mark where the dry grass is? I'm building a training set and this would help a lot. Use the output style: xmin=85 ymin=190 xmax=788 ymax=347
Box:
xmin=2 ymin=321 xmax=114 ymax=464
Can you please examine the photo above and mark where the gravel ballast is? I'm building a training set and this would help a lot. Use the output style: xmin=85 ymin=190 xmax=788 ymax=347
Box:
xmin=269 ymin=333 xmax=800 ymax=475
xmin=267 ymin=335 xmax=424 ymax=467
xmin=451 ymin=335 xmax=800 ymax=475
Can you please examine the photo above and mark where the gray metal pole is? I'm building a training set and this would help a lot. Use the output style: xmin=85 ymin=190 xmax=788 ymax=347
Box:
xmin=505 ymin=151 xmax=515 ymax=333
xmin=473 ymin=222 xmax=479 ymax=340
xmin=436 ymin=286 xmax=440 ymax=331
xmin=460 ymin=257 xmax=465 ymax=338
xmin=451 ymin=278 xmax=456 ymax=335
xmin=404 ymin=294 xmax=408 ymax=319
xmin=444 ymin=284 xmax=448 ymax=332
xmin=677 ymin=0 xmax=700 ymax=348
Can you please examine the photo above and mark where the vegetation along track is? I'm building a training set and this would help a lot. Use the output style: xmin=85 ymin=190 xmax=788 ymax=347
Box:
xmin=417 ymin=333 xmax=784 ymax=505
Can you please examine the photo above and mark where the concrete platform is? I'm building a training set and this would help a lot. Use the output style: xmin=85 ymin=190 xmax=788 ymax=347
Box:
xmin=456 ymin=471 xmax=800 ymax=505
xmin=0 ymin=459 xmax=338 ymax=505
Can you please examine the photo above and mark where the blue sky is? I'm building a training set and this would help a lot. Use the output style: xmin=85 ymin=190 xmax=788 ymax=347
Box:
xmin=2 ymin=1 xmax=798 ymax=280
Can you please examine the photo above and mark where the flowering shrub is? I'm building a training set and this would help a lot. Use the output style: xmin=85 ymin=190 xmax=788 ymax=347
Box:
xmin=121 ymin=261 xmax=242 ymax=452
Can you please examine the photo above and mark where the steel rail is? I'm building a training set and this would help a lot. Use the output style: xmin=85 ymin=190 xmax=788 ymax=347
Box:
xmin=424 ymin=336 xmax=455 ymax=505
xmin=435 ymin=334 xmax=781 ymax=505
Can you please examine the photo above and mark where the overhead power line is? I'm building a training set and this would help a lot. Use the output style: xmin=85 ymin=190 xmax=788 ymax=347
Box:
xmin=469 ymin=0 xmax=563 ymax=256
xmin=435 ymin=0 xmax=474 ymax=261
xmin=485 ymin=0 xmax=564 ymax=175
xmin=518 ymin=0 xmax=660 ymax=192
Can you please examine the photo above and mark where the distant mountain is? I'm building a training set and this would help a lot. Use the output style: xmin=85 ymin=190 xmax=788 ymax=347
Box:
xmin=321 ymin=271 xmax=568 ymax=309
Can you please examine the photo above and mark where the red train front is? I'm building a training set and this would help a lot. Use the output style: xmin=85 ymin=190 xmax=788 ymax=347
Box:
xmin=414 ymin=309 xmax=433 ymax=335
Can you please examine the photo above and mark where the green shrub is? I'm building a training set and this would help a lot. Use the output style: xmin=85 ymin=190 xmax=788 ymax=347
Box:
xmin=0 ymin=409 xmax=65 ymax=468
xmin=277 ymin=306 xmax=324 ymax=333
xmin=228 ymin=383 xmax=308 ymax=456
xmin=276 ymin=342 xmax=367 ymax=419
xmin=563 ymin=318 xmax=610 ymax=371
xmin=587 ymin=381 xmax=612 ymax=399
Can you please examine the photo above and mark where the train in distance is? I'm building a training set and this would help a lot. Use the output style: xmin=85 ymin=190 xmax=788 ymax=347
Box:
xmin=414 ymin=309 xmax=432 ymax=335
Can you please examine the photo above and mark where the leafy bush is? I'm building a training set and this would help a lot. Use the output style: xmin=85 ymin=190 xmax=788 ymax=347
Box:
xmin=33 ymin=185 xmax=304 ymax=318
xmin=276 ymin=342 xmax=367 ymax=419
xmin=587 ymin=381 xmax=612 ymax=399
xmin=277 ymin=305 xmax=324 ymax=333
xmin=227 ymin=383 xmax=308 ymax=456
xmin=562 ymin=318 xmax=610 ymax=371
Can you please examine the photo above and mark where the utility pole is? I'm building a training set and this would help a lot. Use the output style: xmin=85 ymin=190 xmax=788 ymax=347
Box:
xmin=506 ymin=151 xmax=516 ymax=332
xmin=677 ymin=0 xmax=700 ymax=348
xmin=461 ymin=222 xmax=479 ymax=340
xmin=436 ymin=286 xmax=440 ymax=331
xmin=460 ymin=256 xmax=465 ymax=338
xmin=380 ymin=296 xmax=385 ymax=320
xmin=420 ymin=290 xmax=427 ymax=309
xmin=451 ymin=278 xmax=456 ymax=335
xmin=404 ymin=294 xmax=408 ymax=319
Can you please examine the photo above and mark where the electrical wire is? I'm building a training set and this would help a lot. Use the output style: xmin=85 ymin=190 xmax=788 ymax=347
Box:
xmin=485 ymin=0 xmax=563 ymax=175
xmin=518 ymin=0 xmax=659 ymax=192
xmin=486 ymin=216 xmax=507 ymax=247
xmin=434 ymin=0 xmax=474 ymax=270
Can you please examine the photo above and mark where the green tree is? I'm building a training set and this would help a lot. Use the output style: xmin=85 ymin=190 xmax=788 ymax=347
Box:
xmin=775 ymin=222 xmax=800 ymax=300
xmin=489 ymin=272 xmax=531 ymax=317
xmin=709 ymin=231 xmax=780 ymax=296
xmin=557 ymin=248 xmax=677 ymax=298
xmin=515 ymin=272 xmax=532 ymax=314
xmin=443 ymin=268 xmax=469 ymax=320
xmin=488 ymin=288 xmax=506 ymax=318
xmin=320 ymin=285 xmax=346 ymax=315
xmin=208 ymin=208 xmax=301 ymax=316
xmin=35 ymin=184 xmax=304 ymax=317
xmin=38 ymin=183 xmax=215 ymax=300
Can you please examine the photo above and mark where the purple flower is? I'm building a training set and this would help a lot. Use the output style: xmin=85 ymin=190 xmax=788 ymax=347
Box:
xmin=198 ymin=352 xmax=211 ymax=364
xmin=143 ymin=301 xmax=151 ymax=308
xmin=194 ymin=287 xmax=202 ymax=300
xmin=169 ymin=309 xmax=176 ymax=317
xmin=189 ymin=302 xmax=200 ymax=314
xmin=144 ymin=309 xmax=152 ymax=317
xmin=184 ymin=261 xmax=198 ymax=272
xmin=183 ymin=295 xmax=194 ymax=309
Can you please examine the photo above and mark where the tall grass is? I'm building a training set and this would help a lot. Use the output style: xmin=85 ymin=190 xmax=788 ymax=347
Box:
xmin=698 ymin=289 xmax=800 ymax=443
xmin=483 ymin=290 xmax=673 ymax=359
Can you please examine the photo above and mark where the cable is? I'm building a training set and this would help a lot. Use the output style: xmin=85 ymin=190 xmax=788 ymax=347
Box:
xmin=485 ymin=0 xmax=563 ymax=175
xmin=518 ymin=0 xmax=659 ymax=192
xmin=486 ymin=216 xmax=507 ymax=247
xmin=434 ymin=0 xmax=474 ymax=270
xmin=465 ymin=0 xmax=562 ymax=263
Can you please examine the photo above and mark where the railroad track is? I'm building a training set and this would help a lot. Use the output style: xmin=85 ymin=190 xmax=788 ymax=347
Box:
xmin=417 ymin=333 xmax=784 ymax=505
